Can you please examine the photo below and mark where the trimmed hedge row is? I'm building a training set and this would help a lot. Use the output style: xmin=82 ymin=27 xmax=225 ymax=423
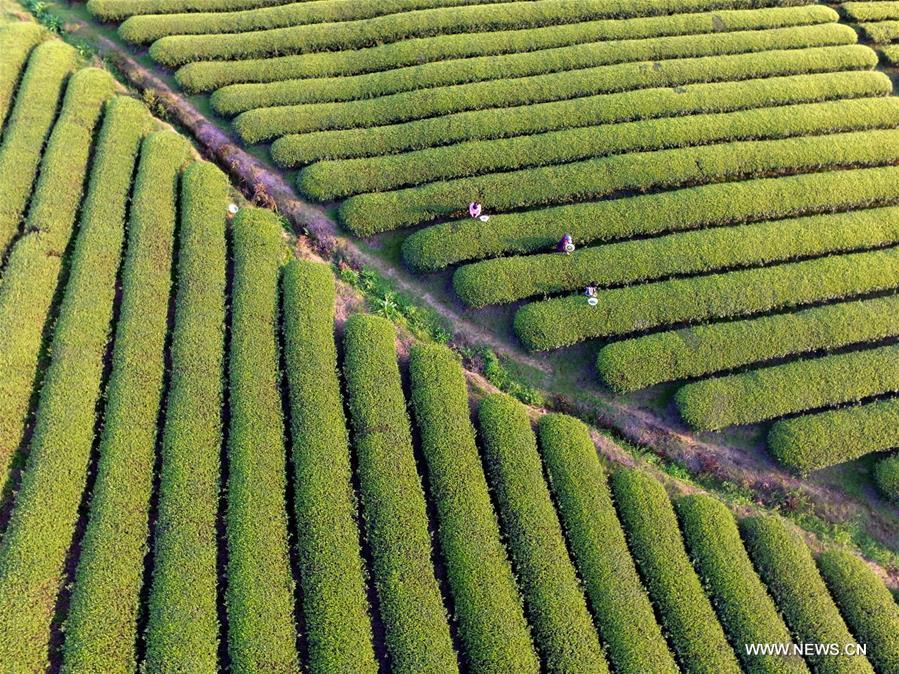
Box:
xmin=882 ymin=44 xmax=899 ymax=65
xmin=62 ymin=121 xmax=181 ymax=674
xmin=858 ymin=20 xmax=899 ymax=44
xmin=409 ymin=344 xmax=539 ymax=673
xmin=0 ymin=22 xmax=43 ymax=131
xmin=843 ymin=2 xmax=899 ymax=22
xmin=340 ymin=126 xmax=899 ymax=235
xmin=0 ymin=89 xmax=136 ymax=674
xmin=477 ymin=395 xmax=607 ymax=673
xmin=675 ymin=495 xmax=809 ymax=674
xmin=281 ymin=260 xmax=377 ymax=673
xmin=302 ymin=94 xmax=894 ymax=199
xmin=741 ymin=516 xmax=876 ymax=674
xmin=226 ymin=208 xmax=298 ymax=673
xmin=149 ymin=0 xmax=817 ymax=65
xmin=768 ymin=397 xmax=899 ymax=473
xmin=214 ymin=23 xmax=855 ymax=116
xmin=610 ymin=469 xmax=741 ymax=674
xmin=874 ymin=454 xmax=899 ymax=501
xmin=120 ymin=0 xmax=584 ymax=44
xmin=0 ymin=66 xmax=113 ymax=507
xmin=342 ymin=314 xmax=457 ymax=673
xmin=454 ymin=200 xmax=899 ymax=308
xmin=88 ymin=0 xmax=296 ymax=21
xmin=514 ymin=246 xmax=899 ymax=351
xmin=273 ymin=70 xmax=889 ymax=165
xmin=402 ymin=164 xmax=899 ymax=271
xmin=536 ymin=415 xmax=677 ymax=674
xmin=179 ymin=5 xmax=837 ymax=92
xmin=235 ymin=45 xmax=876 ymax=143
xmin=817 ymin=549 xmax=899 ymax=674
xmin=0 ymin=40 xmax=74 ymax=258
xmin=597 ymin=293 xmax=899 ymax=393
xmin=676 ymin=343 xmax=899 ymax=431
xmin=67 ymin=130 xmax=191 ymax=673
xmin=144 ymin=161 xmax=229 ymax=673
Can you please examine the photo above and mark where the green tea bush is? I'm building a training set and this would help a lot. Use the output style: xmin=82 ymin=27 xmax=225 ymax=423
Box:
xmin=273 ymin=70 xmax=888 ymax=164
xmin=150 ymin=0 xmax=818 ymax=65
xmin=514 ymin=246 xmax=899 ymax=351
xmin=144 ymin=160 xmax=228 ymax=674
xmin=741 ymin=516 xmax=876 ymax=674
xmin=768 ymin=397 xmax=899 ymax=473
xmin=882 ymin=44 xmax=899 ymax=65
xmin=235 ymin=45 xmax=874 ymax=142
xmin=477 ymin=395 xmax=607 ymax=673
xmin=843 ymin=2 xmax=899 ymax=22
xmin=214 ymin=23 xmax=853 ymax=116
xmin=817 ymin=549 xmax=899 ymax=674
xmin=340 ymin=127 xmax=899 ymax=234
xmin=874 ymin=455 xmax=899 ymax=500
xmin=409 ymin=344 xmax=539 ymax=673
xmin=63 ymin=126 xmax=188 ymax=674
xmin=226 ymin=208 xmax=299 ymax=673
xmin=675 ymin=494 xmax=809 ymax=674
xmin=0 ymin=22 xmax=43 ymax=128
xmin=121 ymin=0 xmax=579 ymax=44
xmin=0 ymin=40 xmax=74 ymax=258
xmin=676 ymin=343 xmax=899 ymax=431
xmin=177 ymin=5 xmax=837 ymax=92
xmin=536 ymin=415 xmax=677 ymax=674
xmin=281 ymin=260 xmax=377 ymax=673
xmin=0 ymin=92 xmax=143 ymax=674
xmin=0 ymin=66 xmax=113 ymax=507
xmin=454 ymin=202 xmax=899 ymax=308
xmin=858 ymin=20 xmax=899 ymax=44
xmin=303 ymin=94 xmax=891 ymax=198
xmin=402 ymin=164 xmax=899 ymax=271
xmin=598 ymin=293 xmax=899 ymax=393
xmin=88 ymin=0 xmax=293 ymax=20
xmin=342 ymin=314 xmax=457 ymax=673
xmin=611 ymin=469 xmax=741 ymax=674
xmin=132 ymin=160 xmax=222 ymax=663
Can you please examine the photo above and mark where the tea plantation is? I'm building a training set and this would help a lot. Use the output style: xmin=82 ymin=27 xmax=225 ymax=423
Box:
xmin=0 ymin=3 xmax=896 ymax=672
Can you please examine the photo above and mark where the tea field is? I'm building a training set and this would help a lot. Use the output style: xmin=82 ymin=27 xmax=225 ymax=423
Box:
xmin=0 ymin=4 xmax=897 ymax=672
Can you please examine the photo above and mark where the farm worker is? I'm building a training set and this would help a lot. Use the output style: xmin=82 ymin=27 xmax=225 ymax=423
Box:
xmin=558 ymin=234 xmax=575 ymax=254
xmin=469 ymin=202 xmax=482 ymax=219
xmin=584 ymin=286 xmax=597 ymax=298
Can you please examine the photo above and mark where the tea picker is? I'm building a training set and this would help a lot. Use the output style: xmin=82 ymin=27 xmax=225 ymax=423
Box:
xmin=558 ymin=233 xmax=575 ymax=254
xmin=469 ymin=201 xmax=490 ymax=222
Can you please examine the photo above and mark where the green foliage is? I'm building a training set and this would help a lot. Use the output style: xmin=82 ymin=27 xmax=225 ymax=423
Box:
xmin=273 ymin=70 xmax=889 ymax=165
xmin=874 ymin=455 xmax=899 ymax=501
xmin=236 ymin=44 xmax=875 ymax=144
xmin=226 ymin=208 xmax=299 ymax=673
xmin=177 ymin=5 xmax=836 ymax=92
xmin=597 ymin=293 xmax=899 ymax=393
xmin=342 ymin=315 xmax=457 ymax=673
xmin=0 ymin=40 xmax=74 ymax=258
xmin=0 ymin=90 xmax=141 ymax=674
xmin=741 ymin=516 xmax=876 ymax=674
xmin=842 ymin=2 xmax=899 ymax=22
xmin=281 ymin=260 xmax=377 ymax=673
xmin=480 ymin=349 xmax=543 ymax=406
xmin=676 ymin=344 xmax=899 ymax=431
xmin=63 ymin=123 xmax=184 ymax=674
xmin=675 ymin=494 xmax=809 ymax=674
xmin=150 ymin=0 xmax=819 ymax=65
xmin=145 ymin=160 xmax=229 ymax=673
xmin=402 ymin=163 xmax=899 ymax=271
xmin=0 ymin=22 xmax=43 ymax=129
xmin=340 ymin=126 xmax=899 ymax=235
xmin=610 ymin=469 xmax=741 ymax=674
xmin=88 ymin=0 xmax=294 ymax=21
xmin=409 ymin=344 xmax=538 ymax=673
xmin=216 ymin=23 xmax=854 ymax=117
xmin=478 ymin=395 xmax=606 ymax=672
xmin=456 ymin=203 xmax=899 ymax=308
xmin=857 ymin=20 xmax=899 ymax=44
xmin=514 ymin=246 xmax=899 ymax=351
xmin=536 ymin=414 xmax=677 ymax=674
xmin=768 ymin=397 xmax=899 ymax=473
xmin=817 ymin=549 xmax=899 ymax=674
